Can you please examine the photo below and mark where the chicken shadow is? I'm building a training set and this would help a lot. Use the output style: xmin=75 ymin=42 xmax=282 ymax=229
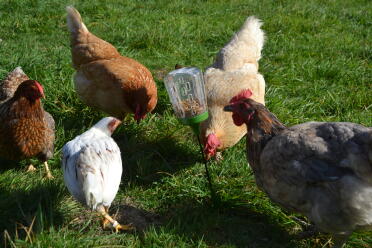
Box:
xmin=0 ymin=158 xmax=19 ymax=172
xmin=0 ymin=181 xmax=65 ymax=246
xmin=111 ymin=204 xmax=163 ymax=232
xmin=108 ymin=197 xmax=296 ymax=248
xmin=0 ymin=158 xmax=48 ymax=173
xmin=159 ymin=198 xmax=297 ymax=248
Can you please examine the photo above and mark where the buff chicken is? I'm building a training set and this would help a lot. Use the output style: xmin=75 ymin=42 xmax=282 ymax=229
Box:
xmin=224 ymin=93 xmax=372 ymax=248
xmin=0 ymin=67 xmax=55 ymax=178
xmin=62 ymin=117 xmax=132 ymax=232
xmin=66 ymin=6 xmax=157 ymax=122
xmin=200 ymin=16 xmax=266 ymax=160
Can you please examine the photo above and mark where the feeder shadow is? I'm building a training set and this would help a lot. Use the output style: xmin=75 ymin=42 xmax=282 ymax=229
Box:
xmin=162 ymin=199 xmax=296 ymax=248
xmin=114 ymin=130 xmax=200 ymax=187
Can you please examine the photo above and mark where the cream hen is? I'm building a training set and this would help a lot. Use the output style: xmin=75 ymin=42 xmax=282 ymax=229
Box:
xmin=62 ymin=117 xmax=132 ymax=232
xmin=201 ymin=16 xmax=266 ymax=160
xmin=66 ymin=6 xmax=157 ymax=122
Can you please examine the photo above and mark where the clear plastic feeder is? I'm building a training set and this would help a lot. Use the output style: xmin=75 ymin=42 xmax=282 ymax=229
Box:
xmin=164 ymin=67 xmax=208 ymax=127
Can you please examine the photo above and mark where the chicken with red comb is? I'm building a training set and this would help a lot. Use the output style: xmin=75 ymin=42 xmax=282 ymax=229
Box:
xmin=200 ymin=16 xmax=266 ymax=160
xmin=0 ymin=69 xmax=55 ymax=178
xmin=66 ymin=6 xmax=157 ymax=123
xmin=224 ymin=97 xmax=372 ymax=248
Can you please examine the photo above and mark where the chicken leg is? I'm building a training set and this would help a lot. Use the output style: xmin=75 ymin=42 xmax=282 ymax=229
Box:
xmin=98 ymin=206 xmax=133 ymax=232
xmin=43 ymin=161 xmax=54 ymax=179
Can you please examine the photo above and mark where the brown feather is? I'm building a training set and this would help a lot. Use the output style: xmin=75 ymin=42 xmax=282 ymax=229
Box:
xmin=67 ymin=7 xmax=157 ymax=119
xmin=0 ymin=81 xmax=55 ymax=162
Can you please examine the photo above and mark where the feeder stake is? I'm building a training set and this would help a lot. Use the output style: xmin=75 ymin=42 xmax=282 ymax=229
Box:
xmin=164 ymin=67 xmax=216 ymax=201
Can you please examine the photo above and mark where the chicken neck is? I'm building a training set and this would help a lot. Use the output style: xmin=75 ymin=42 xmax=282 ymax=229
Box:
xmin=245 ymin=107 xmax=286 ymax=173
xmin=10 ymin=97 xmax=44 ymax=119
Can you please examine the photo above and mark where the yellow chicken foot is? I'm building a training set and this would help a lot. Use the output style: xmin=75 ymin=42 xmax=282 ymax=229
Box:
xmin=101 ymin=206 xmax=111 ymax=229
xmin=26 ymin=164 xmax=37 ymax=172
xmin=43 ymin=161 xmax=54 ymax=179
xmin=102 ymin=218 xmax=111 ymax=229
xmin=98 ymin=207 xmax=134 ymax=232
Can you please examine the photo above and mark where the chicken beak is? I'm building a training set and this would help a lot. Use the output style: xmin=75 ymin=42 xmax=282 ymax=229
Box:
xmin=114 ymin=119 xmax=122 ymax=129
xmin=135 ymin=114 xmax=146 ymax=124
xmin=108 ymin=118 xmax=122 ymax=133
xmin=223 ymin=105 xmax=234 ymax=112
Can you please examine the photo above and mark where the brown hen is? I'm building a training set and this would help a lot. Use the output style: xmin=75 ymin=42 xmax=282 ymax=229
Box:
xmin=66 ymin=6 xmax=157 ymax=122
xmin=0 ymin=71 xmax=55 ymax=179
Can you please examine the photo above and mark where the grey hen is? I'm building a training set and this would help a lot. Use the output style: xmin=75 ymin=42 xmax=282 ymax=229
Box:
xmin=224 ymin=96 xmax=372 ymax=248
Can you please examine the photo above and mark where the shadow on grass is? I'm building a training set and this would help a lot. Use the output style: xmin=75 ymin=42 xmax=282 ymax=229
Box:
xmin=152 ymin=80 xmax=172 ymax=116
xmin=111 ymin=198 xmax=296 ymax=248
xmin=0 ymin=181 xmax=65 ymax=246
xmin=159 ymin=198 xmax=295 ymax=248
xmin=115 ymin=130 xmax=200 ymax=187
xmin=0 ymin=158 xmax=19 ymax=172
xmin=113 ymin=204 xmax=163 ymax=232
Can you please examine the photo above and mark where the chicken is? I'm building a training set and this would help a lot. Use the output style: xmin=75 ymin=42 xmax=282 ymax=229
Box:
xmin=0 ymin=67 xmax=30 ymax=104
xmin=62 ymin=117 xmax=132 ymax=232
xmin=66 ymin=6 xmax=157 ymax=122
xmin=200 ymin=16 xmax=266 ymax=160
xmin=224 ymin=95 xmax=372 ymax=248
xmin=0 ymin=69 xmax=55 ymax=179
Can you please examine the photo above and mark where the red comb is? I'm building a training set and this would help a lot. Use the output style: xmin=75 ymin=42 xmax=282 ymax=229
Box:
xmin=229 ymin=89 xmax=253 ymax=104
xmin=34 ymin=81 xmax=44 ymax=95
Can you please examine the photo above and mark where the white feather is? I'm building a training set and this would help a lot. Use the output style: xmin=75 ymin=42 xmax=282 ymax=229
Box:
xmin=212 ymin=16 xmax=265 ymax=71
xmin=62 ymin=117 xmax=122 ymax=210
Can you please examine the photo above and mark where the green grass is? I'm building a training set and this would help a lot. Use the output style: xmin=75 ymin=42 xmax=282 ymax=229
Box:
xmin=0 ymin=0 xmax=371 ymax=247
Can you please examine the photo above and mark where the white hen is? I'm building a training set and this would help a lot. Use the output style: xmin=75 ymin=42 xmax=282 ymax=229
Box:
xmin=62 ymin=117 xmax=132 ymax=232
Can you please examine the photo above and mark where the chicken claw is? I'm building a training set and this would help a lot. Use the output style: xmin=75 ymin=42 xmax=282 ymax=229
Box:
xmin=102 ymin=218 xmax=111 ymax=229
xmin=99 ymin=208 xmax=134 ymax=232
xmin=26 ymin=164 xmax=37 ymax=172
xmin=101 ymin=218 xmax=133 ymax=232
xmin=113 ymin=222 xmax=134 ymax=233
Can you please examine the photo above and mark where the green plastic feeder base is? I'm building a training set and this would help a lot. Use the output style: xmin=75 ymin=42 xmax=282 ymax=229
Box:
xmin=180 ymin=112 xmax=209 ymax=134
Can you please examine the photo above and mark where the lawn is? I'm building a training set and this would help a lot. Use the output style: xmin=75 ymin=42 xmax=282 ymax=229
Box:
xmin=0 ymin=0 xmax=371 ymax=247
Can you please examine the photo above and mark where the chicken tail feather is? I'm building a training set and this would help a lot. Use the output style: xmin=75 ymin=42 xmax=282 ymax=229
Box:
xmin=66 ymin=6 xmax=88 ymax=33
xmin=83 ymin=172 xmax=102 ymax=210
xmin=0 ymin=67 xmax=30 ymax=102
xmin=213 ymin=16 xmax=265 ymax=71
